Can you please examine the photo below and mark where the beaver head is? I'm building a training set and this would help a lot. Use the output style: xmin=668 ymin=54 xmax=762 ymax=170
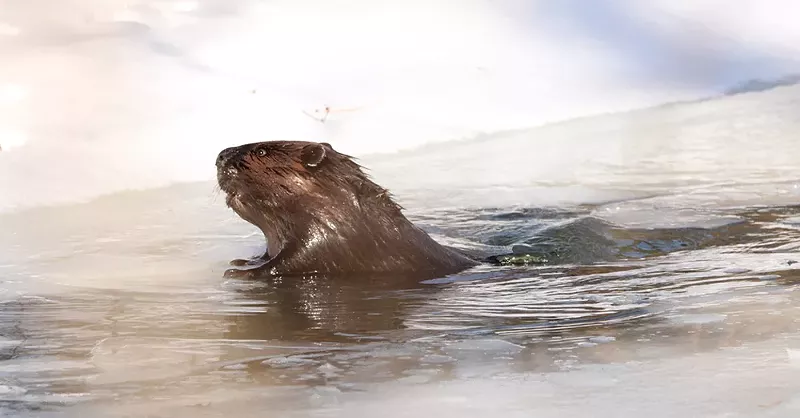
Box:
xmin=216 ymin=141 xmax=398 ymax=221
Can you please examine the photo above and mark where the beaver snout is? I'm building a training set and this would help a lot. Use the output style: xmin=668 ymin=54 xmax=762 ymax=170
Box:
xmin=216 ymin=147 xmax=241 ymax=192
xmin=216 ymin=147 xmax=239 ymax=169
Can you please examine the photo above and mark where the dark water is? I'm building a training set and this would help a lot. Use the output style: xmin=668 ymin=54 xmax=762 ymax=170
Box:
xmin=2 ymin=185 xmax=800 ymax=416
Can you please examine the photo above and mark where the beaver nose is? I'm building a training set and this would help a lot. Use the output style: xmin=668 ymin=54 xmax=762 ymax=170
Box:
xmin=216 ymin=147 xmax=238 ymax=168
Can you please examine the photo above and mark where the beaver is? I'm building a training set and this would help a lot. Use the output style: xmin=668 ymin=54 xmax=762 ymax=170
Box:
xmin=216 ymin=140 xmax=479 ymax=279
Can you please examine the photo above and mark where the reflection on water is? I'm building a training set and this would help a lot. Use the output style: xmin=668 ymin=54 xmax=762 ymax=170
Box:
xmin=2 ymin=185 xmax=800 ymax=416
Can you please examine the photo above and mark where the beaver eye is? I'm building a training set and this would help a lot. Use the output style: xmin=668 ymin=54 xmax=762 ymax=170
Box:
xmin=256 ymin=148 xmax=267 ymax=157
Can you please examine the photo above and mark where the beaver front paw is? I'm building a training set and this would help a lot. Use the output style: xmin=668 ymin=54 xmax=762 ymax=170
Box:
xmin=223 ymin=268 xmax=256 ymax=279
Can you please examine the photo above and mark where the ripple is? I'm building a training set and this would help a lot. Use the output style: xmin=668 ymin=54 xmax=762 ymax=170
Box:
xmin=4 ymin=197 xmax=800 ymax=413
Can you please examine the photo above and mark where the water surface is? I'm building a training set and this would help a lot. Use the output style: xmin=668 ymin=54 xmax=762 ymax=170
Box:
xmin=3 ymin=86 xmax=800 ymax=417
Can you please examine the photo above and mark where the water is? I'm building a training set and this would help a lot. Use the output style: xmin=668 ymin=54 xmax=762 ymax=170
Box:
xmin=2 ymin=82 xmax=800 ymax=417
xmin=4 ymin=1 xmax=800 ymax=416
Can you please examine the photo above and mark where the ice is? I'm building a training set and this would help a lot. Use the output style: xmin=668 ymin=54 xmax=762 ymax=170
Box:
xmin=587 ymin=336 xmax=617 ymax=344
xmin=420 ymin=355 xmax=457 ymax=365
xmin=0 ymin=385 xmax=27 ymax=396
xmin=442 ymin=339 xmax=525 ymax=357
xmin=263 ymin=356 xmax=321 ymax=369
xmin=670 ymin=314 xmax=728 ymax=325
xmin=317 ymin=363 xmax=343 ymax=379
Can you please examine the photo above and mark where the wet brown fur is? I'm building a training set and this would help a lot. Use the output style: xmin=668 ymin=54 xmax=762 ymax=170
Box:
xmin=216 ymin=141 xmax=478 ymax=279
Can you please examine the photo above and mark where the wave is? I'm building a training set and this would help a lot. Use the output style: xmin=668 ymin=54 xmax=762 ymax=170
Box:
xmin=2 ymin=0 xmax=800 ymax=212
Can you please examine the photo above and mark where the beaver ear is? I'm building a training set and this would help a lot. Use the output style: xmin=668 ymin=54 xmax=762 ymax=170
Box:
xmin=300 ymin=143 xmax=326 ymax=167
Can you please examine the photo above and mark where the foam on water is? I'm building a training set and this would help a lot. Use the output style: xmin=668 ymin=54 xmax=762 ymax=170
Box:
xmin=3 ymin=0 xmax=800 ymax=212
